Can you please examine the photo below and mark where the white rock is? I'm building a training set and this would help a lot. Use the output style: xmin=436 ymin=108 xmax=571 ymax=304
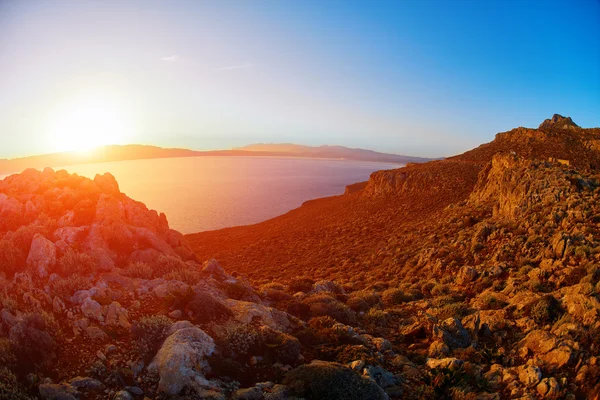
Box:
xmin=148 ymin=327 xmax=216 ymax=395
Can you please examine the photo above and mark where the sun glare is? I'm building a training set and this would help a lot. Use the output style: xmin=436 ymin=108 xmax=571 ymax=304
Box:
xmin=48 ymin=97 xmax=133 ymax=153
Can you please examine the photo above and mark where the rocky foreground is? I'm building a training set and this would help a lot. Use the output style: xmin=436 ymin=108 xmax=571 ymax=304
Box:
xmin=2 ymin=115 xmax=600 ymax=399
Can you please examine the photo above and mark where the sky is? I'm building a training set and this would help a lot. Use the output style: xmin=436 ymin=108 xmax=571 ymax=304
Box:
xmin=0 ymin=0 xmax=599 ymax=158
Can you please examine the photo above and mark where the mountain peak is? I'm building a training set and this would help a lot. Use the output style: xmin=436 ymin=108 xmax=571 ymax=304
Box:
xmin=539 ymin=114 xmax=579 ymax=130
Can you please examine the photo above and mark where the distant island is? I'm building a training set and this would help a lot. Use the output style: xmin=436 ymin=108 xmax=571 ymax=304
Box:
xmin=0 ymin=143 xmax=433 ymax=176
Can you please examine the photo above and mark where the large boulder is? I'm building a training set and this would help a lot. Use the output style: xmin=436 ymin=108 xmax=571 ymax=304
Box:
xmin=432 ymin=317 xmax=470 ymax=349
xmin=148 ymin=326 xmax=216 ymax=395
xmin=26 ymin=234 xmax=57 ymax=278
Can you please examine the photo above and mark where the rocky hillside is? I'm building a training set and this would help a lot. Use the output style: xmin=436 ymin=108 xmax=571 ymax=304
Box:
xmin=186 ymin=115 xmax=600 ymax=398
xmin=0 ymin=168 xmax=407 ymax=400
xmin=3 ymin=115 xmax=600 ymax=399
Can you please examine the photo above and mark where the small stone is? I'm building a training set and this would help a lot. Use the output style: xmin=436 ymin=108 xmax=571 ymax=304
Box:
xmin=426 ymin=358 xmax=464 ymax=371
xmin=105 ymin=344 xmax=117 ymax=354
xmin=518 ymin=365 xmax=542 ymax=387
xmin=537 ymin=377 xmax=560 ymax=399
xmin=113 ymin=391 xmax=133 ymax=400
xmin=349 ymin=360 xmax=366 ymax=371
xmin=96 ymin=350 xmax=107 ymax=361
xmin=69 ymin=377 xmax=103 ymax=391
xmin=428 ymin=341 xmax=450 ymax=358
xmin=232 ymin=387 xmax=263 ymax=400
xmin=125 ymin=386 xmax=144 ymax=396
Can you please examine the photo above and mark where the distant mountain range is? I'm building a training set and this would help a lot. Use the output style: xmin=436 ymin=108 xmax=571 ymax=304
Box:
xmin=235 ymin=143 xmax=433 ymax=164
xmin=0 ymin=143 xmax=433 ymax=175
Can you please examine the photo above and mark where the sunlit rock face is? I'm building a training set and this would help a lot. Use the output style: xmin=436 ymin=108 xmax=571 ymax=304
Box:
xmin=0 ymin=168 xmax=194 ymax=278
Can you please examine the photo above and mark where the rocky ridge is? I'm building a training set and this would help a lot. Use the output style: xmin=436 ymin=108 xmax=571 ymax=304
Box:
xmin=186 ymin=116 xmax=600 ymax=398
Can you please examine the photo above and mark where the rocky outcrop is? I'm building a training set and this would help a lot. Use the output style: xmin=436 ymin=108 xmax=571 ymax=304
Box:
xmin=539 ymin=114 xmax=579 ymax=130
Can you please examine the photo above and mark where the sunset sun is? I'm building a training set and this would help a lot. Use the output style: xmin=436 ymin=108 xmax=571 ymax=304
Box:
xmin=48 ymin=97 xmax=133 ymax=152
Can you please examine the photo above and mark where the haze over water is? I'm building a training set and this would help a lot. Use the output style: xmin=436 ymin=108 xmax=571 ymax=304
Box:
xmin=57 ymin=156 xmax=398 ymax=233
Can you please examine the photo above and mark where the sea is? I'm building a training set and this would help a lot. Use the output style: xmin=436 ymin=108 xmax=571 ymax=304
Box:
xmin=2 ymin=157 xmax=399 ymax=234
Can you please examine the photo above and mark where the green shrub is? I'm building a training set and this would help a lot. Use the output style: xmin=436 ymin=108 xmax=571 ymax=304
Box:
xmin=261 ymin=327 xmax=302 ymax=364
xmin=263 ymin=288 xmax=293 ymax=302
xmin=431 ymin=284 xmax=450 ymax=296
xmin=479 ymin=294 xmax=507 ymax=310
xmin=131 ymin=315 xmax=172 ymax=361
xmin=347 ymin=290 xmax=382 ymax=312
xmin=0 ymin=368 xmax=34 ymax=400
xmin=288 ymin=278 xmax=315 ymax=293
xmin=364 ymin=308 xmax=389 ymax=326
xmin=153 ymin=254 xmax=187 ymax=277
xmin=284 ymin=361 xmax=387 ymax=400
xmin=123 ymin=261 xmax=154 ymax=279
xmin=164 ymin=268 xmax=202 ymax=285
xmin=0 ymin=238 xmax=22 ymax=277
xmin=0 ymin=339 xmax=16 ymax=368
xmin=9 ymin=312 xmax=60 ymax=369
xmin=186 ymin=292 xmax=233 ymax=323
xmin=285 ymin=300 xmax=311 ymax=320
xmin=308 ymin=315 xmax=337 ymax=331
xmin=222 ymin=281 xmax=256 ymax=301
xmin=49 ymin=274 xmax=92 ymax=299
xmin=302 ymin=294 xmax=356 ymax=325
xmin=530 ymin=295 xmax=563 ymax=324
xmin=300 ymin=316 xmax=363 ymax=347
xmin=381 ymin=288 xmax=410 ymax=306
xmin=215 ymin=322 xmax=262 ymax=358
xmin=56 ymin=249 xmax=96 ymax=276
xmin=432 ymin=302 xmax=469 ymax=320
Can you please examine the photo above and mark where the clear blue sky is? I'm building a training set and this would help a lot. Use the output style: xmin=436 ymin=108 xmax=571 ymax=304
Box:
xmin=0 ymin=0 xmax=598 ymax=158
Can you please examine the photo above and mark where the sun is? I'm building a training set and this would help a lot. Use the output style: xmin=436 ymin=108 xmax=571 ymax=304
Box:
xmin=48 ymin=97 xmax=133 ymax=153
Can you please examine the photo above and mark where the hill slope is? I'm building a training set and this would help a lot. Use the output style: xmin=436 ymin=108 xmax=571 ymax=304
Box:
xmin=188 ymin=114 xmax=600 ymax=284
xmin=185 ymin=114 xmax=600 ymax=397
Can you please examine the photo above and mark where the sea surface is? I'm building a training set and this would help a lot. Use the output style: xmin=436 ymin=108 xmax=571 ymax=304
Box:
xmin=4 ymin=157 xmax=400 ymax=234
